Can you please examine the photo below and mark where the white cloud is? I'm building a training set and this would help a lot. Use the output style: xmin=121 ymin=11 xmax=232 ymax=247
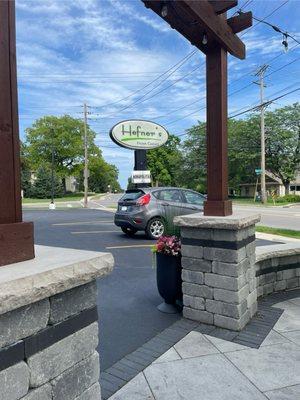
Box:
xmin=109 ymin=0 xmax=170 ymax=33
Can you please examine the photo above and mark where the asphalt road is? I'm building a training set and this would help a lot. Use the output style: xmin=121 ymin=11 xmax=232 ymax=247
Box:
xmin=92 ymin=194 xmax=300 ymax=230
xmin=234 ymin=204 xmax=300 ymax=230
xmin=23 ymin=208 xmax=280 ymax=371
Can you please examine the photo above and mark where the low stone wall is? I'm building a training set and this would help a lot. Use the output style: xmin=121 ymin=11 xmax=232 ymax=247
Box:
xmin=0 ymin=245 xmax=113 ymax=400
xmin=255 ymin=243 xmax=300 ymax=297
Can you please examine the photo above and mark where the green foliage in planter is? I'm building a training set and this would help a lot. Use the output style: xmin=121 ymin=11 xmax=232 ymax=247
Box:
xmin=163 ymin=206 xmax=181 ymax=237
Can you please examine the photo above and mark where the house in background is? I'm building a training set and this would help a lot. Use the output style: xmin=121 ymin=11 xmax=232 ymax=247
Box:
xmin=290 ymin=171 xmax=300 ymax=195
xmin=240 ymin=171 xmax=300 ymax=198
xmin=65 ymin=176 xmax=78 ymax=192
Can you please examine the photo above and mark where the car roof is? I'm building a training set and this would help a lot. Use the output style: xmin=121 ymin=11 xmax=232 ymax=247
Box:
xmin=132 ymin=187 xmax=201 ymax=193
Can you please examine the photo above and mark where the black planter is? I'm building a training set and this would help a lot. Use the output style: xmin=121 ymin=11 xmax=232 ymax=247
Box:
xmin=156 ymin=253 xmax=182 ymax=314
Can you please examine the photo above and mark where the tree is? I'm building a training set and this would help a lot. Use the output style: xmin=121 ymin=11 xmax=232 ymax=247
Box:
xmin=20 ymin=142 xmax=33 ymax=197
xmin=178 ymin=123 xmax=207 ymax=193
xmin=77 ymin=156 xmax=121 ymax=193
xmin=265 ymin=103 xmax=300 ymax=193
xmin=30 ymin=166 xmax=64 ymax=199
xmin=227 ymin=104 xmax=300 ymax=194
xmin=24 ymin=114 xmax=122 ymax=193
xmin=25 ymin=115 xmax=99 ymax=189
xmin=87 ymin=156 xmax=121 ymax=193
xmin=228 ymin=117 xmax=260 ymax=191
xmin=180 ymin=104 xmax=300 ymax=195
xmin=147 ymin=135 xmax=182 ymax=186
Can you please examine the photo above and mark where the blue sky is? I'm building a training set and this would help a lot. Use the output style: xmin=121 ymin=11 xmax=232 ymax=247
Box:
xmin=16 ymin=0 xmax=300 ymax=188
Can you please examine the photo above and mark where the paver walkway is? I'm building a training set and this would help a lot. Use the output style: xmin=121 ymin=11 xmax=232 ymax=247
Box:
xmin=106 ymin=290 xmax=300 ymax=400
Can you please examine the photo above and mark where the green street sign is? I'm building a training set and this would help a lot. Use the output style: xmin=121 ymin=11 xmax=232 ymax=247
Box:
xmin=255 ymin=168 xmax=262 ymax=175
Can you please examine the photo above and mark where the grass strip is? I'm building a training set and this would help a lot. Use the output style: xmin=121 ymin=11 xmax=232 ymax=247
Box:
xmin=256 ymin=225 xmax=300 ymax=239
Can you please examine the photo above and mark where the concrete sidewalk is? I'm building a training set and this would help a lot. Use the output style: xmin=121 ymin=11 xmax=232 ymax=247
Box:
xmin=107 ymin=290 xmax=300 ymax=400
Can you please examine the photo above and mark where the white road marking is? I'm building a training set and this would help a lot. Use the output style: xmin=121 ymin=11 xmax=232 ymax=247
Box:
xmin=106 ymin=244 xmax=153 ymax=249
xmin=52 ymin=221 xmax=114 ymax=226
xmin=71 ymin=230 xmax=119 ymax=234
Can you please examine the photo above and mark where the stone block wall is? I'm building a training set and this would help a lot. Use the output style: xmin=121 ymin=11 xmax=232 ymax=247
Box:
xmin=255 ymin=252 xmax=300 ymax=297
xmin=179 ymin=223 xmax=258 ymax=331
xmin=0 ymin=282 xmax=101 ymax=400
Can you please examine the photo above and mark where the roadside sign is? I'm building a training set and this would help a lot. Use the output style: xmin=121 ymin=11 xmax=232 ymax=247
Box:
xmin=131 ymin=170 xmax=151 ymax=184
xmin=255 ymin=169 xmax=262 ymax=175
xmin=110 ymin=120 xmax=169 ymax=150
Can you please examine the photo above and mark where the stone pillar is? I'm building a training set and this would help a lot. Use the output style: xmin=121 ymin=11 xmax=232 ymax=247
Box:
xmin=175 ymin=213 xmax=260 ymax=331
xmin=0 ymin=245 xmax=114 ymax=400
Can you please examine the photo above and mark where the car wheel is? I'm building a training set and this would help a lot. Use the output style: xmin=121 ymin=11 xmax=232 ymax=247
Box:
xmin=121 ymin=227 xmax=138 ymax=236
xmin=146 ymin=218 xmax=165 ymax=239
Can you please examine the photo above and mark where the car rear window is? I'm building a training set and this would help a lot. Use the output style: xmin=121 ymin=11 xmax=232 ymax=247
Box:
xmin=121 ymin=190 xmax=145 ymax=201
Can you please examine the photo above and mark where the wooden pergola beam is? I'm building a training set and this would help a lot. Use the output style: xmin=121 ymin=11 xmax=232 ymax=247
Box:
xmin=180 ymin=0 xmax=245 ymax=59
xmin=227 ymin=11 xmax=253 ymax=34
xmin=143 ymin=0 xmax=207 ymax=52
xmin=208 ymin=0 xmax=238 ymax=14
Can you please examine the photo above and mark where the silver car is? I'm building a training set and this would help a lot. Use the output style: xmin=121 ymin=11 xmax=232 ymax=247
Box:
xmin=114 ymin=187 xmax=205 ymax=239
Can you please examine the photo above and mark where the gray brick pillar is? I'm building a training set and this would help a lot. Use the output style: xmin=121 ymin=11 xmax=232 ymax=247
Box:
xmin=175 ymin=213 xmax=260 ymax=331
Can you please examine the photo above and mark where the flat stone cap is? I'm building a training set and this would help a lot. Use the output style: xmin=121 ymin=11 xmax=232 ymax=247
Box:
xmin=256 ymin=243 xmax=300 ymax=262
xmin=0 ymin=245 xmax=114 ymax=315
xmin=174 ymin=212 xmax=261 ymax=230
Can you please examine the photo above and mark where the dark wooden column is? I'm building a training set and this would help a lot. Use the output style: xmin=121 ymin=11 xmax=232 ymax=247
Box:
xmin=204 ymin=46 xmax=232 ymax=216
xmin=0 ymin=0 xmax=34 ymax=266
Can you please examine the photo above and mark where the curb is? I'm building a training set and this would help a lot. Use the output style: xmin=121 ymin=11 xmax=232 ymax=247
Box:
xmin=256 ymin=232 xmax=300 ymax=243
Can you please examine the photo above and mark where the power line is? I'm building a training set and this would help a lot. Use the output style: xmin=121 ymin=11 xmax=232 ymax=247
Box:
xmin=20 ymin=1 xmax=292 ymax=120
xmin=90 ymin=50 xmax=197 ymax=110
xmin=240 ymin=0 xmax=290 ymax=37
xmin=97 ymin=0 xmax=291 ymax=119
xmin=175 ymin=86 xmax=300 ymax=139
xmin=163 ymin=51 xmax=300 ymax=126
xmin=229 ymin=86 xmax=300 ymax=118
xmin=251 ymin=15 xmax=300 ymax=47
xmin=100 ymin=56 xmax=202 ymax=117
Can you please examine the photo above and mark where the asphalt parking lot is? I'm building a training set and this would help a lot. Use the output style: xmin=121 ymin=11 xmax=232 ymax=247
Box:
xmin=23 ymin=208 xmax=279 ymax=371
xmin=23 ymin=209 xmax=180 ymax=370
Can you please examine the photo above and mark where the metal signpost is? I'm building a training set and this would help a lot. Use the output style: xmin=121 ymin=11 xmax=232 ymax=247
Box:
xmin=142 ymin=0 xmax=252 ymax=216
xmin=110 ymin=120 xmax=169 ymax=187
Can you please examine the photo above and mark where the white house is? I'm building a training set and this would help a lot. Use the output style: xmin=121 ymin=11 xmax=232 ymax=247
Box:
xmin=240 ymin=171 xmax=300 ymax=198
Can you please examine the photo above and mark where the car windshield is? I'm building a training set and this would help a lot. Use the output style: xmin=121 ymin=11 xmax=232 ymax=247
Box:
xmin=121 ymin=190 xmax=145 ymax=201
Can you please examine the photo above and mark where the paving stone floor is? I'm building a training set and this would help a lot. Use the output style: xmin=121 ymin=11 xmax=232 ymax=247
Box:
xmin=104 ymin=289 xmax=300 ymax=400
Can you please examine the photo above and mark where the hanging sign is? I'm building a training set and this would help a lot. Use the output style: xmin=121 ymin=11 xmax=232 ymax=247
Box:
xmin=131 ymin=170 xmax=151 ymax=184
xmin=110 ymin=120 xmax=169 ymax=150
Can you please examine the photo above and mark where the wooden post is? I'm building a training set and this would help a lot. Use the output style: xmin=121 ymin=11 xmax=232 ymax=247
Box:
xmin=204 ymin=46 xmax=232 ymax=216
xmin=0 ymin=0 xmax=34 ymax=266
xmin=142 ymin=1 xmax=251 ymax=217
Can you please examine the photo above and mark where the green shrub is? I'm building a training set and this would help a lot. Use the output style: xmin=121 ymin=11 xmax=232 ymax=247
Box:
xmin=273 ymin=194 xmax=300 ymax=203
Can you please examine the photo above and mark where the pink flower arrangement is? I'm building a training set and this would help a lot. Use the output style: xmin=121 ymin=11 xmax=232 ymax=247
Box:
xmin=152 ymin=235 xmax=181 ymax=257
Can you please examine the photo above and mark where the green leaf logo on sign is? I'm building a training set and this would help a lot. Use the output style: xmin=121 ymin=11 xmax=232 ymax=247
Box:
xmin=110 ymin=120 xmax=169 ymax=150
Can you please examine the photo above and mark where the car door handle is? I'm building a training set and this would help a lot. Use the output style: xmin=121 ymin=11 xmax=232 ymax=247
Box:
xmin=161 ymin=202 xmax=169 ymax=206
xmin=190 ymin=206 xmax=198 ymax=210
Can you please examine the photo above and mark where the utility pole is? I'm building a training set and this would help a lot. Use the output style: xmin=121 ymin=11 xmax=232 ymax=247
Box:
xmin=83 ymin=103 xmax=89 ymax=208
xmin=49 ymin=142 xmax=56 ymax=210
xmin=255 ymin=64 xmax=269 ymax=205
